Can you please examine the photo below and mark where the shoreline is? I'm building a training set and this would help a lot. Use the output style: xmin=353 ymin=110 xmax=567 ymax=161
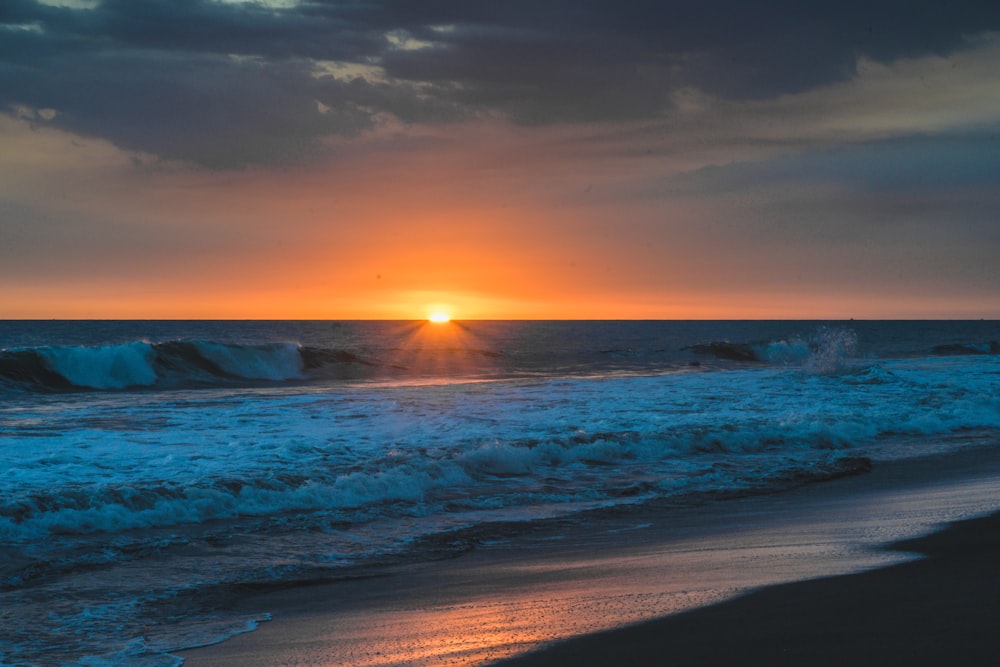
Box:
xmin=500 ymin=508 xmax=1000 ymax=666
xmin=180 ymin=442 xmax=1000 ymax=666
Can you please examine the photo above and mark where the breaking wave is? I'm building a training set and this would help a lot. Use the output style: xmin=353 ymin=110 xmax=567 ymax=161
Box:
xmin=687 ymin=331 xmax=999 ymax=368
xmin=0 ymin=341 xmax=369 ymax=392
xmin=685 ymin=327 xmax=860 ymax=373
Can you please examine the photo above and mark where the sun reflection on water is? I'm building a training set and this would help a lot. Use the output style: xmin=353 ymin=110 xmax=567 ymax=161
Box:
xmin=377 ymin=319 xmax=504 ymax=383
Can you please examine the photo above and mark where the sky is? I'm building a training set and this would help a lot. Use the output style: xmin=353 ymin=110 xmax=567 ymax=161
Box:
xmin=1 ymin=0 xmax=998 ymax=319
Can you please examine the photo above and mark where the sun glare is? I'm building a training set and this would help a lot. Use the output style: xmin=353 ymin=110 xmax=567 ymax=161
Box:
xmin=428 ymin=312 xmax=451 ymax=323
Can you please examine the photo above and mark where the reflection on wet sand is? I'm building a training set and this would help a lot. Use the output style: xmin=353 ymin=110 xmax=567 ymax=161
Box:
xmin=287 ymin=560 xmax=739 ymax=667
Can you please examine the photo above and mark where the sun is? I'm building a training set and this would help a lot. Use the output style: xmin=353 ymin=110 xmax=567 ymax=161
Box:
xmin=428 ymin=312 xmax=451 ymax=323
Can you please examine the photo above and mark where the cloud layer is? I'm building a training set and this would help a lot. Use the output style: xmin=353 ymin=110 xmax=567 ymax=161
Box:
xmin=3 ymin=1 xmax=999 ymax=165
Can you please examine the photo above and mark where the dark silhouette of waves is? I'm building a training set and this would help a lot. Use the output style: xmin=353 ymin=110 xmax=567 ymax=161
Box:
xmin=4 ymin=328 xmax=997 ymax=394
xmin=686 ymin=332 xmax=999 ymax=366
xmin=0 ymin=340 xmax=373 ymax=393
xmin=930 ymin=341 xmax=1000 ymax=356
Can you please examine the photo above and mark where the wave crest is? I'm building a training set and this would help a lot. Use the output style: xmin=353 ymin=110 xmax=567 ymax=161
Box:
xmin=38 ymin=342 xmax=158 ymax=390
xmin=0 ymin=340 xmax=358 ymax=392
xmin=687 ymin=327 xmax=859 ymax=373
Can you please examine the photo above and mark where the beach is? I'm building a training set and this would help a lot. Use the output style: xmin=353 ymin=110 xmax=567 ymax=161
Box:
xmin=502 ymin=509 xmax=1000 ymax=667
xmin=180 ymin=440 xmax=1000 ymax=666
xmin=504 ymin=514 xmax=1000 ymax=667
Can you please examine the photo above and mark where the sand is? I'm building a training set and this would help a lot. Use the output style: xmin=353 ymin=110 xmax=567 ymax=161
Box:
xmin=501 ymin=510 xmax=1000 ymax=666
xmin=180 ymin=443 xmax=1000 ymax=666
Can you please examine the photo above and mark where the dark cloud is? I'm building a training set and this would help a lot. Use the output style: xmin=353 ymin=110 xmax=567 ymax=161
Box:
xmin=664 ymin=131 xmax=1000 ymax=286
xmin=671 ymin=132 xmax=1000 ymax=195
xmin=374 ymin=1 xmax=1000 ymax=101
xmin=2 ymin=0 xmax=998 ymax=165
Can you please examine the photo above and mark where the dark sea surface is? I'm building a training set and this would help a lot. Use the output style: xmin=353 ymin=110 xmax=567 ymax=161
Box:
xmin=1 ymin=320 xmax=998 ymax=666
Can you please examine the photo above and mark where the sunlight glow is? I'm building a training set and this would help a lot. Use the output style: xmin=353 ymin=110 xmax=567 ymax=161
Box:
xmin=428 ymin=312 xmax=451 ymax=323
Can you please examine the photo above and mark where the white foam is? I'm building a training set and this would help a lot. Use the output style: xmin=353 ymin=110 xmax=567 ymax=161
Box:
xmin=3 ymin=355 xmax=999 ymax=549
xmin=755 ymin=328 xmax=859 ymax=373
xmin=76 ymin=637 xmax=184 ymax=667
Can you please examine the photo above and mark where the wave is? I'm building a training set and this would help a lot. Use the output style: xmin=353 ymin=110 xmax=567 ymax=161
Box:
xmin=680 ymin=328 xmax=1000 ymax=371
xmin=930 ymin=341 xmax=1000 ymax=356
xmin=685 ymin=327 xmax=859 ymax=373
xmin=7 ymin=353 xmax=996 ymax=550
xmin=685 ymin=341 xmax=760 ymax=362
xmin=0 ymin=421 xmax=881 ymax=551
xmin=0 ymin=341 xmax=370 ymax=392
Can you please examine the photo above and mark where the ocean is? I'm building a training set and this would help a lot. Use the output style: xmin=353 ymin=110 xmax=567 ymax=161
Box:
xmin=1 ymin=320 xmax=998 ymax=666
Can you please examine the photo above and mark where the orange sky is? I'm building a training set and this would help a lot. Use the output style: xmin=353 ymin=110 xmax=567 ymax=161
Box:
xmin=2 ymin=11 xmax=999 ymax=319
xmin=2 ymin=109 xmax=997 ymax=320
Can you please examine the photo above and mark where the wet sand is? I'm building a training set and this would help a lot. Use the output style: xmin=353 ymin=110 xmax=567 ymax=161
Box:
xmin=501 ymin=510 xmax=1000 ymax=666
xmin=180 ymin=444 xmax=1000 ymax=666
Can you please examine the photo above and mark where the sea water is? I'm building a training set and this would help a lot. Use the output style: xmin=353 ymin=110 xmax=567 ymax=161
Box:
xmin=1 ymin=320 xmax=998 ymax=666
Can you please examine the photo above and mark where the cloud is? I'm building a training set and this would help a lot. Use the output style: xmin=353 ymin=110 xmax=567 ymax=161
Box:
xmin=2 ymin=1 xmax=999 ymax=165
xmin=668 ymin=133 xmax=1000 ymax=200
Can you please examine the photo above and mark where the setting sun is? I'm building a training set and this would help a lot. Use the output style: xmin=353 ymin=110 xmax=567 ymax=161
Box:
xmin=428 ymin=313 xmax=451 ymax=323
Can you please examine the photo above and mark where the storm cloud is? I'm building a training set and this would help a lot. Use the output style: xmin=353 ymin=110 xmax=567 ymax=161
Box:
xmin=3 ymin=0 xmax=999 ymax=165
